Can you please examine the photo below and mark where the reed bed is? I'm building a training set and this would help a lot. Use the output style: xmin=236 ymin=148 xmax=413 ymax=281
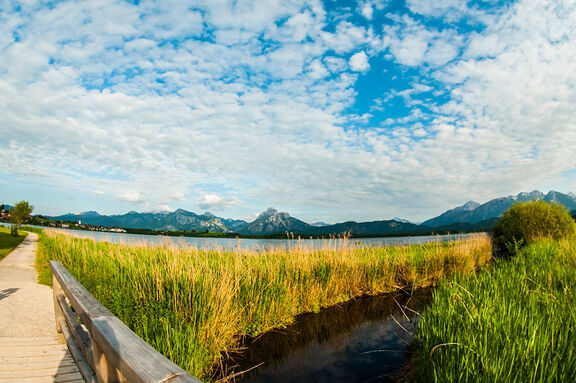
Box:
xmin=36 ymin=231 xmax=491 ymax=381
xmin=414 ymin=238 xmax=576 ymax=382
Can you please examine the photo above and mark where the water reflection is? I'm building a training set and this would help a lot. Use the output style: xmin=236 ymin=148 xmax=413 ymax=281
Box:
xmin=217 ymin=289 xmax=431 ymax=383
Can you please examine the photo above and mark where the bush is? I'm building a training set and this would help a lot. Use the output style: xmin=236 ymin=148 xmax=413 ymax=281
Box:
xmin=494 ymin=200 xmax=576 ymax=255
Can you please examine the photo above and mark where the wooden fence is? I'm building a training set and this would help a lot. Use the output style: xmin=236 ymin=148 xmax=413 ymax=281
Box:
xmin=50 ymin=260 xmax=202 ymax=383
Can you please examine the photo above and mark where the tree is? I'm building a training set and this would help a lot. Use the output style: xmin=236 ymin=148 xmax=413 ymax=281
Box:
xmin=10 ymin=201 xmax=34 ymax=236
xmin=493 ymin=200 xmax=576 ymax=255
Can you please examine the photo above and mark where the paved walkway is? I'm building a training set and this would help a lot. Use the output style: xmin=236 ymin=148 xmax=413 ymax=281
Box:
xmin=0 ymin=233 xmax=83 ymax=382
xmin=0 ymin=233 xmax=54 ymax=337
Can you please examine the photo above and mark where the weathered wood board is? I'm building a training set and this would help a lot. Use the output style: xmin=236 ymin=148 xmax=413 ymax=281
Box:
xmin=0 ymin=336 xmax=83 ymax=382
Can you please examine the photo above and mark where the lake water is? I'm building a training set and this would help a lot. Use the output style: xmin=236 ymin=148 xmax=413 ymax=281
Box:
xmin=215 ymin=289 xmax=432 ymax=382
xmin=38 ymin=227 xmax=480 ymax=250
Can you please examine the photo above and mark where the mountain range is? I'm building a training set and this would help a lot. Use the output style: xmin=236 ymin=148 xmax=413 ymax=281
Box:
xmin=421 ymin=190 xmax=576 ymax=227
xmin=44 ymin=190 xmax=576 ymax=236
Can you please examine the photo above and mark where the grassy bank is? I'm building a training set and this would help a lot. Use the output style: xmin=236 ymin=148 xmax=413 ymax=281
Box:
xmin=0 ymin=226 xmax=26 ymax=261
xmin=36 ymin=231 xmax=491 ymax=381
xmin=414 ymin=238 xmax=576 ymax=382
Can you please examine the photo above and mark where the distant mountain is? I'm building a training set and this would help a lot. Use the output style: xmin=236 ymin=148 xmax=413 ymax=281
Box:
xmin=314 ymin=220 xmax=425 ymax=236
xmin=43 ymin=189 xmax=575 ymax=236
xmin=221 ymin=217 xmax=249 ymax=231
xmin=422 ymin=190 xmax=576 ymax=228
xmin=392 ymin=217 xmax=412 ymax=224
xmin=238 ymin=208 xmax=313 ymax=235
xmin=434 ymin=217 xmax=499 ymax=233
xmin=46 ymin=211 xmax=102 ymax=223
xmin=544 ymin=191 xmax=576 ymax=210
xmin=421 ymin=201 xmax=480 ymax=227
xmin=47 ymin=209 xmax=239 ymax=233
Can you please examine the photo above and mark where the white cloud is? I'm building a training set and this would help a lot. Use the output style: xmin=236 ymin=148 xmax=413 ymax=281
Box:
xmin=324 ymin=56 xmax=348 ymax=73
xmin=349 ymin=51 xmax=370 ymax=72
xmin=405 ymin=0 xmax=470 ymax=21
xmin=308 ymin=59 xmax=329 ymax=79
xmin=157 ymin=204 xmax=173 ymax=212
xmin=425 ymin=38 xmax=460 ymax=66
xmin=118 ymin=192 xmax=145 ymax=203
xmin=1 ymin=0 xmax=575 ymax=223
xmin=386 ymin=22 xmax=430 ymax=66
xmin=198 ymin=194 xmax=241 ymax=211
xmin=360 ymin=2 xmax=374 ymax=20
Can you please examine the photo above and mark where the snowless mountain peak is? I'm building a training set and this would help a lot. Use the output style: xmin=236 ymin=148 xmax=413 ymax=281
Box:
xmin=258 ymin=207 xmax=282 ymax=218
xmin=461 ymin=201 xmax=480 ymax=211
xmin=516 ymin=190 xmax=544 ymax=201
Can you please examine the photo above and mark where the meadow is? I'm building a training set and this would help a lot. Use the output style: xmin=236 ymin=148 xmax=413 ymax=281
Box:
xmin=413 ymin=238 xmax=576 ymax=382
xmin=0 ymin=225 xmax=26 ymax=261
xmin=36 ymin=230 xmax=491 ymax=381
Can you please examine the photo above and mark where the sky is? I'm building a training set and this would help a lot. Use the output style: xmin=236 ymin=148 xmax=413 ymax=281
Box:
xmin=1 ymin=0 xmax=575 ymax=223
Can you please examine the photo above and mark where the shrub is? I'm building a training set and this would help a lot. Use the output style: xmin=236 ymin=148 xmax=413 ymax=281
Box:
xmin=493 ymin=200 xmax=576 ymax=255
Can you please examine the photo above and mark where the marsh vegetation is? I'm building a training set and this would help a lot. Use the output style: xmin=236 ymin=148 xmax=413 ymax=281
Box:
xmin=36 ymin=231 xmax=491 ymax=380
xmin=413 ymin=238 xmax=576 ymax=382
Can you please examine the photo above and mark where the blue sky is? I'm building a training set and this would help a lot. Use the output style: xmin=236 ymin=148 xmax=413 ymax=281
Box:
xmin=1 ymin=0 xmax=575 ymax=223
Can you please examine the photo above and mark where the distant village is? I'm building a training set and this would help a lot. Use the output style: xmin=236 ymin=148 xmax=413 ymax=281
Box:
xmin=50 ymin=221 xmax=127 ymax=233
xmin=0 ymin=204 xmax=126 ymax=233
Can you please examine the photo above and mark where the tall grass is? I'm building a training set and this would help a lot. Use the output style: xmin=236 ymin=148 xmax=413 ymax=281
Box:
xmin=414 ymin=238 xmax=576 ymax=382
xmin=36 ymin=231 xmax=491 ymax=381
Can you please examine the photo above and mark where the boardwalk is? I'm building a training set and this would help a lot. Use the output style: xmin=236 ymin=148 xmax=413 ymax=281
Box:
xmin=0 ymin=233 xmax=82 ymax=382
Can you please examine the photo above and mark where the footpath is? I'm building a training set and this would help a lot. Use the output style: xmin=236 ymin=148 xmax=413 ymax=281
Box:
xmin=0 ymin=233 xmax=82 ymax=382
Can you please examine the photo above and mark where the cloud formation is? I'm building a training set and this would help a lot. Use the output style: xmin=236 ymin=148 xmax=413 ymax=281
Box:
xmin=118 ymin=192 xmax=145 ymax=203
xmin=1 ymin=0 xmax=575 ymax=222
xmin=349 ymin=51 xmax=370 ymax=72
xmin=198 ymin=194 xmax=242 ymax=211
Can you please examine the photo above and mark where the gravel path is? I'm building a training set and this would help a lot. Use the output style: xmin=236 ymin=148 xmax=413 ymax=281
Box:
xmin=0 ymin=233 xmax=57 ymax=337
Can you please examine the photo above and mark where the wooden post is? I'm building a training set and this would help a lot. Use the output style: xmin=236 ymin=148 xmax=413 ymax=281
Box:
xmin=52 ymin=274 xmax=65 ymax=344
xmin=90 ymin=335 xmax=125 ymax=383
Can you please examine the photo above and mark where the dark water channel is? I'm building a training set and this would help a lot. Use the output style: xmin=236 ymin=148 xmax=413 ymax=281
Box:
xmin=217 ymin=289 xmax=432 ymax=383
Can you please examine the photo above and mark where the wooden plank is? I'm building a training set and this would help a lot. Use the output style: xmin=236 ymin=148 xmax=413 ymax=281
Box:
xmin=58 ymin=319 xmax=98 ymax=383
xmin=92 ymin=315 xmax=202 ymax=383
xmin=0 ymin=337 xmax=59 ymax=343
xmin=0 ymin=344 xmax=67 ymax=352
xmin=53 ymin=274 xmax=66 ymax=344
xmin=0 ymin=342 xmax=63 ymax=349
xmin=0 ymin=365 xmax=79 ymax=377
xmin=0 ymin=377 xmax=55 ymax=383
xmin=50 ymin=260 xmax=203 ymax=383
xmin=53 ymin=371 xmax=84 ymax=382
xmin=0 ymin=359 xmax=76 ymax=371
xmin=50 ymin=261 xmax=114 ymax=329
xmin=57 ymin=293 xmax=94 ymax=364
xmin=0 ymin=342 xmax=67 ymax=349
xmin=0 ymin=355 xmax=74 ymax=364
xmin=0 ymin=346 xmax=66 ymax=357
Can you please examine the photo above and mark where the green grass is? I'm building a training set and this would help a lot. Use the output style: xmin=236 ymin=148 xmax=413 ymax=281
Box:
xmin=413 ymin=238 xmax=576 ymax=382
xmin=36 ymin=230 xmax=492 ymax=381
xmin=0 ymin=226 xmax=26 ymax=261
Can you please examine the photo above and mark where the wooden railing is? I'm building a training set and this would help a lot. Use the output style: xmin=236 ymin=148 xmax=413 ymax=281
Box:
xmin=50 ymin=261 xmax=202 ymax=383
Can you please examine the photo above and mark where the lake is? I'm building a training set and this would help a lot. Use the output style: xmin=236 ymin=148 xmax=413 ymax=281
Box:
xmin=38 ymin=227 xmax=480 ymax=250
